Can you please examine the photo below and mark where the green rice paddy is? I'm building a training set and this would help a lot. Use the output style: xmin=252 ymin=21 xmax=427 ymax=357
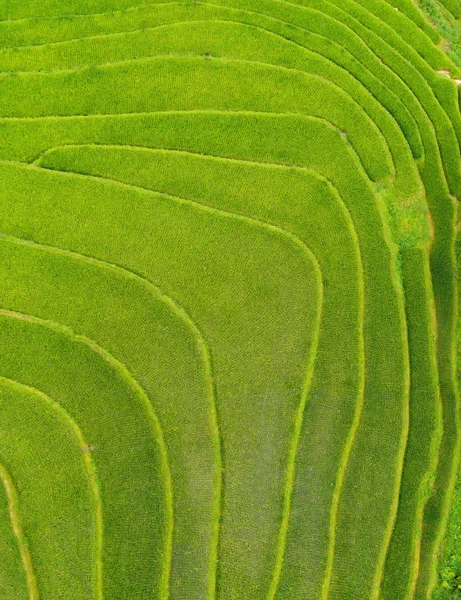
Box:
xmin=1 ymin=1 xmax=461 ymax=598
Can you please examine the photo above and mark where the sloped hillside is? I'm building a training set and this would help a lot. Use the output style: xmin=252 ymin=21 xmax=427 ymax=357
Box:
xmin=0 ymin=1 xmax=460 ymax=599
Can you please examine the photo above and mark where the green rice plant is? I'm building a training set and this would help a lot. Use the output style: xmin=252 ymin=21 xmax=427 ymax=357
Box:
xmin=0 ymin=464 xmax=33 ymax=600
xmin=158 ymin=3 xmax=461 ymax=595
xmin=330 ymin=0 xmax=456 ymax=72
xmin=382 ymin=247 xmax=442 ymax=600
xmin=0 ymin=244 xmax=225 ymax=599
xmin=297 ymin=7 xmax=461 ymax=586
xmin=191 ymin=13 xmax=461 ymax=496
xmin=0 ymin=2 xmax=212 ymax=47
xmin=0 ymin=2 xmax=452 ymax=77
xmin=0 ymin=13 xmax=423 ymax=168
xmin=0 ymin=376 xmax=99 ymax=599
xmin=350 ymin=0 xmax=452 ymax=70
xmin=0 ymin=56 xmax=393 ymax=182
xmin=0 ymin=312 xmax=174 ymax=600
xmin=0 ymin=20 xmax=425 ymax=194
xmin=0 ymin=19 xmax=429 ymax=233
xmin=0 ymin=17 xmax=430 ymax=237
xmin=0 ymin=45 xmax=434 ymax=247
xmin=0 ymin=0 xmax=440 ymax=52
xmin=0 ymin=1 xmax=429 ymax=163
xmin=0 ymin=3 xmax=454 ymax=594
xmin=0 ymin=108 xmax=408 ymax=599
xmin=0 ymin=0 xmax=434 ymax=159
xmin=416 ymin=0 xmax=461 ymax=68
xmin=432 ymin=231 xmax=461 ymax=600
xmin=437 ymin=0 xmax=461 ymax=19
xmin=36 ymin=144 xmax=365 ymax=599
xmin=255 ymin=0 xmax=460 ymax=193
xmin=0 ymin=0 xmax=158 ymax=21
xmin=285 ymin=10 xmax=461 ymax=591
xmin=321 ymin=0 xmax=461 ymax=148
xmin=382 ymin=0 xmax=442 ymax=42
xmin=0 ymin=170 xmax=322 ymax=599
xmin=0 ymin=4 xmax=442 ymax=164
xmin=35 ymin=142 xmax=441 ymax=600
xmin=0 ymin=16 xmax=432 ymax=592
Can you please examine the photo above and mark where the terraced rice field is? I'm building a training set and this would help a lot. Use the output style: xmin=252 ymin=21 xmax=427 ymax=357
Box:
xmin=1 ymin=0 xmax=461 ymax=598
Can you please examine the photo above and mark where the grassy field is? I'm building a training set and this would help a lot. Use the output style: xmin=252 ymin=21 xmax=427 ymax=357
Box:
xmin=0 ymin=1 xmax=461 ymax=599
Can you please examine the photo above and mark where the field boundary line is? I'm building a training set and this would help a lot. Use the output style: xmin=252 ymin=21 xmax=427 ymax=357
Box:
xmin=2 ymin=14 xmax=361 ymax=52
xmin=0 ymin=375 xmax=103 ymax=599
xmin=0 ymin=111 xmax=383 ymax=195
xmin=0 ymin=1 xmax=422 ymax=159
xmin=415 ymin=245 xmax=460 ymax=597
xmin=32 ymin=145 xmax=367 ymax=599
xmin=267 ymin=250 xmax=323 ymax=600
xmin=408 ymin=247 xmax=443 ymax=599
xmin=370 ymin=162 xmax=411 ymax=600
xmin=303 ymin=0 xmax=461 ymax=193
xmin=0 ymin=12 xmax=422 ymax=173
xmin=0 ymin=462 xmax=38 ymax=599
xmin=0 ymin=0 xmax=430 ymax=153
xmin=332 ymin=0 xmax=461 ymax=140
xmin=2 ymin=17 xmax=422 ymax=176
xmin=321 ymin=249 xmax=366 ymax=599
xmin=0 ymin=47 xmax=375 ymax=76
xmin=0 ymin=235 xmax=225 ymax=600
xmin=8 ymin=158 xmax=335 ymax=255
xmin=0 ymin=0 xmax=443 ymax=162
xmin=0 ymin=306 xmax=217 ymax=597
xmin=0 ymin=53 xmax=394 ymax=178
xmin=34 ymin=143 xmax=344 ymax=185
xmin=0 ymin=163 xmax=324 ymax=599
xmin=0 ymin=0 xmax=424 ymax=159
xmin=201 ymin=0 xmax=428 ymax=110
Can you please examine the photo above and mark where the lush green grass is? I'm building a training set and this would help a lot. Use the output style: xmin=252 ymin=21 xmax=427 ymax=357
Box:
xmin=0 ymin=57 xmax=394 ymax=182
xmin=350 ymin=0 xmax=450 ymax=69
xmin=416 ymin=0 xmax=461 ymax=68
xmin=382 ymin=247 xmax=442 ymax=600
xmin=33 ymin=138 xmax=436 ymax=599
xmin=434 ymin=466 xmax=461 ymax=599
xmin=0 ymin=18 xmax=428 ymax=227
xmin=429 ymin=216 xmax=461 ymax=600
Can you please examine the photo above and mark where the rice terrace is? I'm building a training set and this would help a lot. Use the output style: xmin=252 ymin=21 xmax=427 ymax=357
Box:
xmin=4 ymin=0 xmax=461 ymax=598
